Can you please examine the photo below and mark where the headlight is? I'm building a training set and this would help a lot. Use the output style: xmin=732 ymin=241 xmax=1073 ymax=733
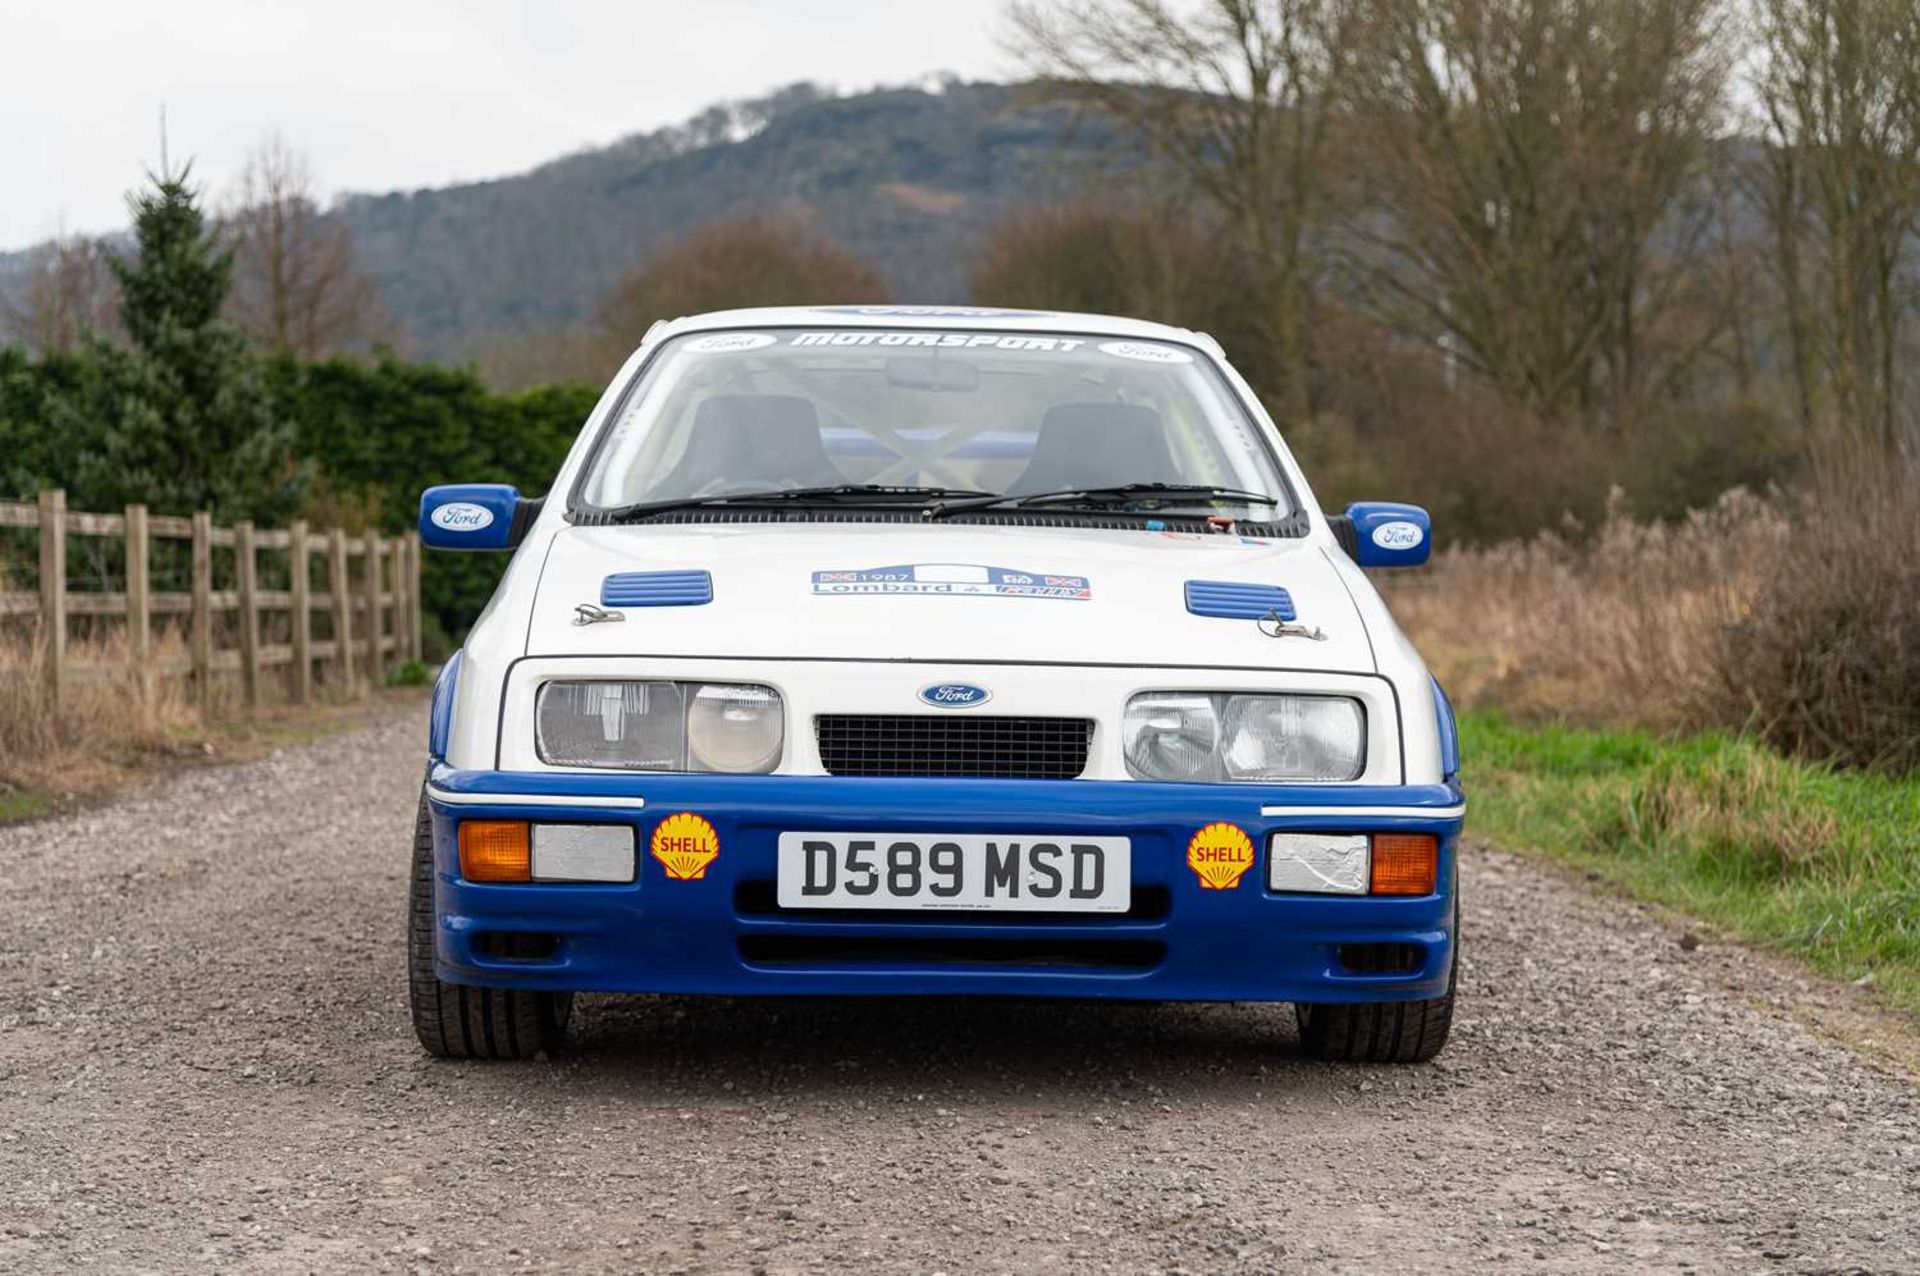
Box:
xmin=536 ymin=680 xmax=783 ymax=772
xmin=1122 ymin=693 xmax=1220 ymax=781
xmin=1124 ymin=693 xmax=1364 ymax=782
xmin=686 ymin=684 xmax=784 ymax=773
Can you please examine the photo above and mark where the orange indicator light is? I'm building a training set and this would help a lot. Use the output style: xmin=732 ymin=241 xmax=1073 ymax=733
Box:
xmin=1369 ymin=834 xmax=1438 ymax=895
xmin=459 ymin=821 xmax=532 ymax=883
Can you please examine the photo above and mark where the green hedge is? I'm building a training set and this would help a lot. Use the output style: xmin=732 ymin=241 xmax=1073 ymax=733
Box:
xmin=268 ymin=357 xmax=599 ymax=653
xmin=1 ymin=345 xmax=601 ymax=653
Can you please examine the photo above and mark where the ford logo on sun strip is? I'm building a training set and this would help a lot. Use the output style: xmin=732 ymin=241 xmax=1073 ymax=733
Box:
xmin=919 ymin=683 xmax=992 ymax=709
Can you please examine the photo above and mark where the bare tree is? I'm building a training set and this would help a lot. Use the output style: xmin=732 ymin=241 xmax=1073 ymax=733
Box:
xmin=1754 ymin=0 xmax=1920 ymax=451
xmin=1348 ymin=0 xmax=1732 ymax=431
xmin=594 ymin=214 xmax=887 ymax=344
xmin=1007 ymin=0 xmax=1365 ymax=425
xmin=2 ymin=234 xmax=118 ymax=352
xmin=971 ymin=200 xmax=1242 ymax=323
xmin=223 ymin=134 xmax=391 ymax=358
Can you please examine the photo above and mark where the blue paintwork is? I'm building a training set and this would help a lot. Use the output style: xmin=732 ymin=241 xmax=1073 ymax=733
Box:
xmin=419 ymin=484 xmax=522 ymax=550
xmin=1346 ymin=502 xmax=1432 ymax=568
xmin=1431 ymin=678 xmax=1460 ymax=781
xmin=601 ymin=570 xmax=714 ymax=607
xmin=424 ymin=768 xmax=1463 ymax=1003
xmin=428 ymin=650 xmax=462 ymax=761
xmin=1185 ymin=580 xmax=1298 ymax=621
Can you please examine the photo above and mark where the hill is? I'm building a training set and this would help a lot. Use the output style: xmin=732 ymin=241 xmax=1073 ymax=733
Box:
xmin=0 ymin=81 xmax=1113 ymax=361
xmin=333 ymin=80 xmax=1109 ymax=358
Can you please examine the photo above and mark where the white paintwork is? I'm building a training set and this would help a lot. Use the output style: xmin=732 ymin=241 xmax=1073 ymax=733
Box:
xmin=1259 ymin=804 xmax=1467 ymax=820
xmin=443 ymin=306 xmax=1450 ymax=788
xmin=424 ymin=783 xmax=648 ymax=810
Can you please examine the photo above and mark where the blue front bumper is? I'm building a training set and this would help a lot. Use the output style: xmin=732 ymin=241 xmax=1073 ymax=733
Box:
xmin=424 ymin=767 xmax=1464 ymax=1004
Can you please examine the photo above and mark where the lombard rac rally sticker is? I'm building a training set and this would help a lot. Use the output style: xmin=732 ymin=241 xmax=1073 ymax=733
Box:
xmin=1187 ymin=822 xmax=1256 ymax=890
xmin=430 ymin=502 xmax=494 ymax=532
xmin=651 ymin=812 xmax=721 ymax=881
xmin=1371 ymin=520 xmax=1425 ymax=551
xmin=1100 ymin=340 xmax=1193 ymax=364
xmin=812 ymin=563 xmax=1091 ymax=600
xmin=685 ymin=332 xmax=776 ymax=354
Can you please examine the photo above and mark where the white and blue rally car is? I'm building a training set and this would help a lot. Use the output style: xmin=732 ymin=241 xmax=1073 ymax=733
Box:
xmin=413 ymin=305 xmax=1463 ymax=1062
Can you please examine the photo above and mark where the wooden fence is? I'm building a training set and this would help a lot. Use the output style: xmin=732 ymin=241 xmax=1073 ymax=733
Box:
xmin=0 ymin=490 xmax=422 ymax=713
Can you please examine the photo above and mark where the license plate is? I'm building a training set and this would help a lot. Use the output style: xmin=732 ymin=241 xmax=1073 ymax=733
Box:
xmin=776 ymin=833 xmax=1132 ymax=912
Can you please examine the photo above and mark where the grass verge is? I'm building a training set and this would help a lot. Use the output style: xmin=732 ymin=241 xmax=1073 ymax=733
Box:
xmin=1463 ymin=711 xmax=1920 ymax=1020
xmin=0 ymin=686 xmax=428 ymax=824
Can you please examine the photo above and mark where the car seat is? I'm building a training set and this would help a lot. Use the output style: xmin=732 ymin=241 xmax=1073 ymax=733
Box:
xmin=1008 ymin=402 xmax=1180 ymax=495
xmin=657 ymin=394 xmax=846 ymax=496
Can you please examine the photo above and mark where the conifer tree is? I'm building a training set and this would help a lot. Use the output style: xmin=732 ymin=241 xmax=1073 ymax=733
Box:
xmin=86 ymin=166 xmax=305 ymax=520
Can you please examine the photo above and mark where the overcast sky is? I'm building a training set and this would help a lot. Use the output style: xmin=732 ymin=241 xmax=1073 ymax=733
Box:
xmin=2 ymin=0 xmax=1012 ymax=250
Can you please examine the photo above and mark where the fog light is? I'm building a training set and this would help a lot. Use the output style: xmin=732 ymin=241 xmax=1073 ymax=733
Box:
xmin=1370 ymin=834 xmax=1438 ymax=895
xmin=1268 ymin=833 xmax=1369 ymax=894
xmin=531 ymin=824 xmax=635 ymax=882
xmin=459 ymin=821 xmax=531 ymax=882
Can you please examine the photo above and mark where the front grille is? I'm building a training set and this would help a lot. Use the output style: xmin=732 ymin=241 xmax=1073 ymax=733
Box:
xmin=814 ymin=714 xmax=1094 ymax=779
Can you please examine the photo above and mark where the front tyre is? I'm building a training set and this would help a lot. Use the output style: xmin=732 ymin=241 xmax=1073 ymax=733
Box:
xmin=407 ymin=790 xmax=571 ymax=1059
xmin=1294 ymin=915 xmax=1457 ymax=1064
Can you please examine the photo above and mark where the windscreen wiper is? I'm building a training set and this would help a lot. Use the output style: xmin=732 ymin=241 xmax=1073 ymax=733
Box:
xmin=926 ymin=482 xmax=1280 ymax=519
xmin=586 ymin=484 xmax=996 ymax=524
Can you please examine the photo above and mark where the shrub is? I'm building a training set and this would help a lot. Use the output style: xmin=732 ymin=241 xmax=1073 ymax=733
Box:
xmin=1711 ymin=461 xmax=1920 ymax=772
xmin=269 ymin=356 xmax=598 ymax=650
xmin=1382 ymin=487 xmax=1790 ymax=731
xmin=1384 ymin=462 xmax=1920 ymax=775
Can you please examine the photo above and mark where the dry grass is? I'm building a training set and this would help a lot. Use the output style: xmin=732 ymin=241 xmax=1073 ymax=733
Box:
xmin=0 ymin=631 xmax=419 ymax=813
xmin=0 ymin=632 xmax=202 ymax=801
xmin=1385 ymin=465 xmax=1920 ymax=772
xmin=1382 ymin=487 xmax=1791 ymax=731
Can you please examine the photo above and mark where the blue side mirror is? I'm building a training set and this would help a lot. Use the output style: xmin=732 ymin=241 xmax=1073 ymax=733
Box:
xmin=1344 ymin=501 xmax=1432 ymax=567
xmin=419 ymin=484 xmax=526 ymax=551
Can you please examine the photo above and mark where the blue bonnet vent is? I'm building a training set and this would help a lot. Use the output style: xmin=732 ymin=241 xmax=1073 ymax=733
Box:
xmin=1185 ymin=580 xmax=1296 ymax=621
xmin=601 ymin=570 xmax=713 ymax=607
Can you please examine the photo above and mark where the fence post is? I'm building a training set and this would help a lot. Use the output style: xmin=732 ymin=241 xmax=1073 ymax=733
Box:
xmin=125 ymin=504 xmax=151 ymax=718
xmin=407 ymin=532 xmax=423 ymax=662
xmin=37 ymin=490 xmax=66 ymax=712
xmin=235 ymin=520 xmax=259 ymax=708
xmin=388 ymin=535 xmax=405 ymax=666
xmin=390 ymin=536 xmax=408 ymax=664
xmin=328 ymin=528 xmax=354 ymax=695
xmin=191 ymin=511 xmax=213 ymax=715
xmin=362 ymin=530 xmax=385 ymax=686
xmin=289 ymin=520 xmax=311 ymax=704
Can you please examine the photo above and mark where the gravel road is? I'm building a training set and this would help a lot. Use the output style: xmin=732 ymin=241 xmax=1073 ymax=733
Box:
xmin=1 ymin=708 xmax=1914 ymax=1274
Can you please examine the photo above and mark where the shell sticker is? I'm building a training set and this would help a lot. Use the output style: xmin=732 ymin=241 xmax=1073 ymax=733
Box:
xmin=1187 ymin=822 xmax=1256 ymax=890
xmin=650 ymin=812 xmax=721 ymax=881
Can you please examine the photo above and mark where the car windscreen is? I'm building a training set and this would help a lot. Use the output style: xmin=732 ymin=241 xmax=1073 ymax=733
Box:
xmin=572 ymin=328 xmax=1295 ymax=516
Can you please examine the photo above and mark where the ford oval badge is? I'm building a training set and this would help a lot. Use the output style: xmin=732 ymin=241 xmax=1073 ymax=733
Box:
xmin=430 ymin=501 xmax=495 ymax=532
xmin=919 ymin=682 xmax=992 ymax=709
xmin=1370 ymin=519 xmax=1425 ymax=550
